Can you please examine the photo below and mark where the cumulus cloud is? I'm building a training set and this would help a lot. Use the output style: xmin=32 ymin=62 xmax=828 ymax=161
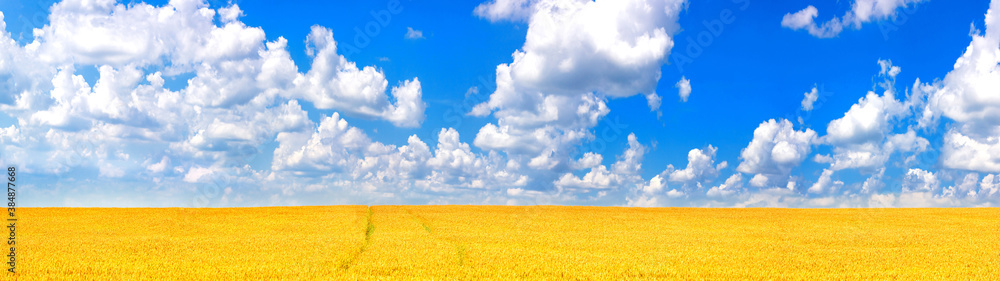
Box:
xmin=0 ymin=0 xmax=440 ymax=205
xmin=16 ymin=1 xmax=426 ymax=128
xmin=822 ymin=60 xmax=928 ymax=172
xmin=903 ymin=168 xmax=939 ymax=193
xmin=781 ymin=0 xmax=925 ymax=38
xmin=472 ymin=0 xmax=686 ymax=183
xmin=925 ymin=0 xmax=1000 ymax=173
xmin=478 ymin=0 xmax=683 ymax=99
xmin=978 ymin=174 xmax=1000 ymax=200
xmin=183 ymin=166 xmax=216 ymax=183
xmin=270 ymin=110 xmax=525 ymax=195
xmin=667 ymin=145 xmax=726 ymax=183
xmin=826 ymin=90 xmax=905 ymax=145
xmin=736 ymin=119 xmax=818 ymax=187
xmin=33 ymin=0 xmax=263 ymax=66
xmin=6 ymin=0 xmax=1000 ymax=208
xmin=572 ymin=152 xmax=603 ymax=170
xmin=271 ymin=113 xmax=372 ymax=174
xmin=554 ymin=165 xmax=615 ymax=190
xmin=676 ymin=76 xmax=691 ymax=102
xmin=472 ymin=93 xmax=608 ymax=156
xmin=294 ymin=26 xmax=426 ymax=128
xmin=628 ymin=141 xmax=702 ymax=206
xmin=807 ymin=169 xmax=844 ymax=194
xmin=556 ymin=134 xmax=646 ymax=190
xmin=941 ymin=132 xmax=1000 ymax=172
xmin=640 ymin=174 xmax=666 ymax=194
xmin=706 ymin=173 xmax=744 ymax=197
xmin=801 ymin=86 xmax=819 ymax=111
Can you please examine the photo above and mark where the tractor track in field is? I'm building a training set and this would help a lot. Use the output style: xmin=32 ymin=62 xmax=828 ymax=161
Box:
xmin=404 ymin=208 xmax=467 ymax=266
xmin=340 ymin=206 xmax=375 ymax=270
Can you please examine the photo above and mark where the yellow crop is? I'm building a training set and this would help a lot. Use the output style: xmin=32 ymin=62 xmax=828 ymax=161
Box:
xmin=16 ymin=206 xmax=1000 ymax=280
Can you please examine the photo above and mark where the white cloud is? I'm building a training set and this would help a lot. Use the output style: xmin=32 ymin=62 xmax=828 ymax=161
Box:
xmin=556 ymin=133 xmax=646 ymax=190
xmin=183 ymin=166 xmax=215 ymax=183
xmin=666 ymin=189 xmax=685 ymax=198
xmin=823 ymin=60 xmax=927 ymax=172
xmin=645 ymin=93 xmax=662 ymax=112
xmin=8 ymin=0 xmax=1000 ymax=208
xmin=667 ymin=145 xmax=725 ymax=183
xmin=625 ymin=194 xmax=659 ymax=207
xmin=269 ymin=110 xmax=523 ymax=195
xmin=293 ymin=26 xmax=426 ymax=128
xmin=472 ymin=0 xmax=685 ymax=170
xmin=554 ymin=165 xmax=615 ymax=189
xmin=472 ymin=93 xmax=608 ymax=158
xmin=813 ymin=154 xmax=833 ymax=164
xmin=925 ymin=0 xmax=1000 ymax=173
xmin=878 ymin=59 xmax=902 ymax=77
xmin=146 ymin=156 xmax=171 ymax=173
xmin=807 ymin=169 xmax=844 ymax=194
xmin=610 ymin=134 xmax=646 ymax=182
xmin=427 ymin=128 xmax=486 ymax=179
xmin=18 ymin=1 xmax=426 ymax=128
xmin=826 ymin=90 xmax=905 ymax=145
xmin=781 ymin=5 xmax=843 ymax=38
xmin=979 ymin=174 xmax=1000 ymax=200
xmin=748 ymin=173 xmax=769 ymax=188
xmin=869 ymin=193 xmax=896 ymax=207
xmin=781 ymin=6 xmax=819 ymax=30
xmin=706 ymin=173 xmax=743 ymax=197
xmin=405 ymin=27 xmax=424 ymax=39
xmin=474 ymin=0 xmax=535 ymax=22
xmin=469 ymin=0 xmax=693 ymax=204
xmin=944 ymin=173 xmax=980 ymax=199
xmin=640 ymin=174 xmax=666 ymax=194
xmin=903 ymin=168 xmax=939 ymax=193
xmin=572 ymin=152 xmax=603 ymax=170
xmin=940 ymin=132 xmax=1000 ymax=172
xmin=675 ymin=76 xmax=691 ymax=102
xmin=781 ymin=0 xmax=925 ymax=38
xmin=271 ymin=113 xmax=371 ymax=173
xmin=801 ymin=86 xmax=818 ymax=111
xmin=737 ymin=119 xmax=817 ymax=187
xmin=482 ymin=0 xmax=684 ymax=99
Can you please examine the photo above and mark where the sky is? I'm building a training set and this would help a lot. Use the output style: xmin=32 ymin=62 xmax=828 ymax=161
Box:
xmin=0 ymin=0 xmax=998 ymax=207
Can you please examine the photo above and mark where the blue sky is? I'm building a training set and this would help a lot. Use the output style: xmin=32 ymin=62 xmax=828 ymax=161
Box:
xmin=1 ymin=0 xmax=999 ymax=207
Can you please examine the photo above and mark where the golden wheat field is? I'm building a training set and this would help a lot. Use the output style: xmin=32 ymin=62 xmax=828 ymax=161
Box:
xmin=15 ymin=206 xmax=1000 ymax=280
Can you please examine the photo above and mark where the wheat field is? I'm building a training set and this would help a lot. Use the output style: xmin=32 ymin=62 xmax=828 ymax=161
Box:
xmin=16 ymin=206 xmax=1000 ymax=280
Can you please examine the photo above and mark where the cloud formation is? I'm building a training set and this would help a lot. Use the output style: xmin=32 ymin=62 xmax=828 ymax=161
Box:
xmin=468 ymin=0 xmax=687 ymax=194
xmin=2 ymin=0 xmax=1000 ymax=208
xmin=676 ymin=76 xmax=691 ymax=102
xmin=781 ymin=0 xmax=925 ymax=38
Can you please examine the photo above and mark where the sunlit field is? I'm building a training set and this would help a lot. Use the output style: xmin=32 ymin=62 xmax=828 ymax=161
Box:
xmin=19 ymin=206 xmax=1000 ymax=279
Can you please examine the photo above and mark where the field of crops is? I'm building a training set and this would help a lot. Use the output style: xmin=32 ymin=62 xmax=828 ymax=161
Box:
xmin=18 ymin=206 xmax=1000 ymax=279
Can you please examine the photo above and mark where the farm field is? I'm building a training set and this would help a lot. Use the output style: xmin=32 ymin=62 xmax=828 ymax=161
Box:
xmin=17 ymin=206 xmax=1000 ymax=280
